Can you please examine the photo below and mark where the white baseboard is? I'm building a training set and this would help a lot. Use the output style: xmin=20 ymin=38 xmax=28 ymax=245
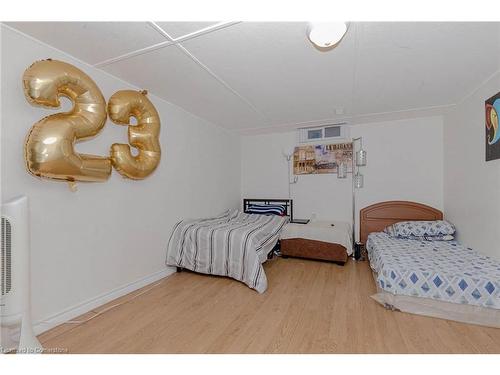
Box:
xmin=33 ymin=267 xmax=176 ymax=335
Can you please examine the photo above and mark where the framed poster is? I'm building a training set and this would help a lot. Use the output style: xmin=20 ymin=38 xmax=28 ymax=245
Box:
xmin=486 ymin=91 xmax=500 ymax=161
xmin=293 ymin=143 xmax=352 ymax=175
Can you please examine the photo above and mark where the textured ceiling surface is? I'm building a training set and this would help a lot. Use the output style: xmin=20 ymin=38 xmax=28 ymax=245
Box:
xmin=6 ymin=21 xmax=500 ymax=133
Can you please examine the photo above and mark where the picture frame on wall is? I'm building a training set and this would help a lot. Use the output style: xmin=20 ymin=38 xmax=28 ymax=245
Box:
xmin=293 ymin=143 xmax=353 ymax=175
xmin=485 ymin=91 xmax=500 ymax=161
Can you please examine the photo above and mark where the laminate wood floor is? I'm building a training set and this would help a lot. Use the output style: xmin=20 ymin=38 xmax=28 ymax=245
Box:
xmin=39 ymin=257 xmax=500 ymax=353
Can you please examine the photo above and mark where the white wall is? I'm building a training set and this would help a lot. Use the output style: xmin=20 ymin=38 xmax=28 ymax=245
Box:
xmin=241 ymin=131 xmax=352 ymax=221
xmin=241 ymin=117 xmax=444 ymax=240
xmin=1 ymin=25 xmax=241 ymax=330
xmin=444 ymin=71 xmax=500 ymax=259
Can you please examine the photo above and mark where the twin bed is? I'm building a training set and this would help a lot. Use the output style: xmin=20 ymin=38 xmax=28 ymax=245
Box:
xmin=361 ymin=201 xmax=500 ymax=328
xmin=166 ymin=199 xmax=293 ymax=293
xmin=166 ymin=199 xmax=499 ymax=328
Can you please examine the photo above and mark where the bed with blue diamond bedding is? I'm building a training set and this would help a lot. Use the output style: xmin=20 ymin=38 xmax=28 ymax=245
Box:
xmin=366 ymin=232 xmax=500 ymax=326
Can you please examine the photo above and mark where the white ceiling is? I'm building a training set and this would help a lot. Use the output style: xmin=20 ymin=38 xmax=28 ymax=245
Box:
xmin=154 ymin=22 xmax=219 ymax=39
xmin=6 ymin=21 xmax=500 ymax=133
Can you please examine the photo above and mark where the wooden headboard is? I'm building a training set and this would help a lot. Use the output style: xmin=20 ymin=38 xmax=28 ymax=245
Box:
xmin=359 ymin=201 xmax=443 ymax=244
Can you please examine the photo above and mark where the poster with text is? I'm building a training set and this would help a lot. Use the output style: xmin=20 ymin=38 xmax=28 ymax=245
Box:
xmin=293 ymin=143 xmax=353 ymax=175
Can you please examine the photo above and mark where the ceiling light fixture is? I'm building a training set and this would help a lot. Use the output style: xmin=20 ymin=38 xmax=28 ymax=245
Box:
xmin=307 ymin=22 xmax=349 ymax=50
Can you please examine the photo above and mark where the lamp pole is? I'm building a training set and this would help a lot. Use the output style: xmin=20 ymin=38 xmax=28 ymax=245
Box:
xmin=351 ymin=137 xmax=365 ymax=259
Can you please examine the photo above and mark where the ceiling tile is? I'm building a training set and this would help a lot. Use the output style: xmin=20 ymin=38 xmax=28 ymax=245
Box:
xmin=180 ymin=22 xmax=357 ymax=127
xmin=101 ymin=44 xmax=264 ymax=129
xmin=5 ymin=22 xmax=167 ymax=64
xmin=155 ymin=22 xmax=219 ymax=39
xmin=353 ymin=22 xmax=500 ymax=115
xmin=6 ymin=21 xmax=499 ymax=132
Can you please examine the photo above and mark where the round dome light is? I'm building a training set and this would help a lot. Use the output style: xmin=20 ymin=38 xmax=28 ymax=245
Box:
xmin=307 ymin=22 xmax=349 ymax=49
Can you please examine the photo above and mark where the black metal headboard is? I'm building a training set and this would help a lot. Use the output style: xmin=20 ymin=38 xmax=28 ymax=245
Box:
xmin=243 ymin=199 xmax=293 ymax=222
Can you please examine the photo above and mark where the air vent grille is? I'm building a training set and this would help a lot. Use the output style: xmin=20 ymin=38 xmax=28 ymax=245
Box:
xmin=1 ymin=217 xmax=12 ymax=296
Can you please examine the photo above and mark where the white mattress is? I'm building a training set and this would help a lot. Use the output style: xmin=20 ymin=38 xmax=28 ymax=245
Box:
xmin=280 ymin=220 xmax=353 ymax=255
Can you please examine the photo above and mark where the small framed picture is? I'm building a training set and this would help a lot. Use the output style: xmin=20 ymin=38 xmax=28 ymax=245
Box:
xmin=485 ymin=91 xmax=500 ymax=161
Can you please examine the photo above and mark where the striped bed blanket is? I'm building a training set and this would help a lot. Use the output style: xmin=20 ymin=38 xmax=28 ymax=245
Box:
xmin=166 ymin=210 xmax=289 ymax=293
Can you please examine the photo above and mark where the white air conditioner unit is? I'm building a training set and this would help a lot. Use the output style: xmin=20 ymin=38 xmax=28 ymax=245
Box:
xmin=1 ymin=196 xmax=42 ymax=354
xmin=298 ymin=123 xmax=349 ymax=144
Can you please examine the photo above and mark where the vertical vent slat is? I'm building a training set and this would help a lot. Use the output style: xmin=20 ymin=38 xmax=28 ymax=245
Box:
xmin=1 ymin=217 xmax=12 ymax=296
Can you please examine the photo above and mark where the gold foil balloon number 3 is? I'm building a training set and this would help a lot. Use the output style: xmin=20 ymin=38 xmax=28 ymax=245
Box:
xmin=23 ymin=60 xmax=161 ymax=185
xmin=108 ymin=90 xmax=161 ymax=180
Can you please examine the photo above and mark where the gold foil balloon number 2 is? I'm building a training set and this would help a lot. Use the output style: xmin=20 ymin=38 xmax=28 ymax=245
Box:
xmin=23 ymin=59 xmax=161 ymax=190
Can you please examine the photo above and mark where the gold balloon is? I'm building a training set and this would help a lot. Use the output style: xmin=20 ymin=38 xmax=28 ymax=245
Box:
xmin=23 ymin=59 xmax=111 ymax=183
xmin=108 ymin=90 xmax=161 ymax=179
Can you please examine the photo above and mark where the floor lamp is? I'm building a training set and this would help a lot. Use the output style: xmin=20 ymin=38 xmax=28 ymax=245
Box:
xmin=337 ymin=137 xmax=366 ymax=259
xmin=282 ymin=150 xmax=298 ymax=199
